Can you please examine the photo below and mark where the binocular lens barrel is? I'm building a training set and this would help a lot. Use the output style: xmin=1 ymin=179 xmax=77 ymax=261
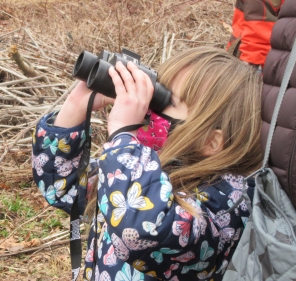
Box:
xmin=73 ymin=51 xmax=98 ymax=82
xmin=73 ymin=49 xmax=172 ymax=112
xmin=87 ymin=60 xmax=117 ymax=99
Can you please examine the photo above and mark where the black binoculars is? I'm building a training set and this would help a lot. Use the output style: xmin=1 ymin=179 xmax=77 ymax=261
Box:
xmin=72 ymin=48 xmax=172 ymax=112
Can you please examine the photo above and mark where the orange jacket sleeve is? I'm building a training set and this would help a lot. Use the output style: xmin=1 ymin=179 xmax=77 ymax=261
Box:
xmin=226 ymin=0 xmax=284 ymax=66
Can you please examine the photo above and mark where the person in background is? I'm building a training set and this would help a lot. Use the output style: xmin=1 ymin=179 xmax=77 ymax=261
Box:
xmin=261 ymin=0 xmax=296 ymax=209
xmin=226 ymin=0 xmax=284 ymax=70
xmin=32 ymin=46 xmax=262 ymax=281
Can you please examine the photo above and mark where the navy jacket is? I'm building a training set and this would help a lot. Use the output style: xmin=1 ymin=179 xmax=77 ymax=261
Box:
xmin=32 ymin=113 xmax=254 ymax=281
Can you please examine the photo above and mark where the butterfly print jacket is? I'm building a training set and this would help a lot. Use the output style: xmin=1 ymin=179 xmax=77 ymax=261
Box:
xmin=32 ymin=113 xmax=254 ymax=281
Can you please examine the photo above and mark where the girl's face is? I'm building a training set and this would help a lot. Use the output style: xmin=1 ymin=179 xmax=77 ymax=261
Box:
xmin=161 ymin=68 xmax=189 ymax=120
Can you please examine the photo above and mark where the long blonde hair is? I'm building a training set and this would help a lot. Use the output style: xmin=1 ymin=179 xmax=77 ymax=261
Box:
xmin=85 ymin=46 xmax=263 ymax=220
xmin=157 ymin=46 xmax=262 ymax=211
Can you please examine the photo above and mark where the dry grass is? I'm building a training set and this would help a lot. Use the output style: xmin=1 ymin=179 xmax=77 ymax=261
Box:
xmin=0 ymin=0 xmax=234 ymax=280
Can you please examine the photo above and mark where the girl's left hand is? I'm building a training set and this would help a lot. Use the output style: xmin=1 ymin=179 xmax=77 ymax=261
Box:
xmin=107 ymin=61 xmax=154 ymax=136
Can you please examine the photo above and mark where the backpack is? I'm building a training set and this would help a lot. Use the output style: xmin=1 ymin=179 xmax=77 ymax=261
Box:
xmin=222 ymin=38 xmax=296 ymax=281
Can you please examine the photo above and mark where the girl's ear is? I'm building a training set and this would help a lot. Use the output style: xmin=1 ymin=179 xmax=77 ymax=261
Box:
xmin=202 ymin=129 xmax=224 ymax=156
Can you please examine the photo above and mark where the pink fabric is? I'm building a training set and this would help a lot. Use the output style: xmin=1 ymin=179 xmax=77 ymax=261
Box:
xmin=136 ymin=110 xmax=170 ymax=152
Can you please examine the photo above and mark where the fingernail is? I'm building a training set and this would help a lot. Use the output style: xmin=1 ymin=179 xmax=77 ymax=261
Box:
xmin=109 ymin=66 xmax=115 ymax=71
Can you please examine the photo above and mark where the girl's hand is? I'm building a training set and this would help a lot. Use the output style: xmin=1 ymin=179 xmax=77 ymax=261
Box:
xmin=107 ymin=61 xmax=154 ymax=136
xmin=54 ymin=81 xmax=114 ymax=128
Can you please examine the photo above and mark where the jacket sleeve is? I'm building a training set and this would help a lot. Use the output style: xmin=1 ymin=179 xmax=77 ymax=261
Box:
xmin=98 ymin=133 xmax=242 ymax=279
xmin=227 ymin=0 xmax=283 ymax=66
xmin=32 ymin=112 xmax=95 ymax=215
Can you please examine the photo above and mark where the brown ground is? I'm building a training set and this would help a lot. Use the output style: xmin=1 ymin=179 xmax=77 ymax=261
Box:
xmin=0 ymin=0 xmax=234 ymax=280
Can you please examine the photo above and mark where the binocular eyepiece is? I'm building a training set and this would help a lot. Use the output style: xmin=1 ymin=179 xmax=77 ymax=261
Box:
xmin=73 ymin=48 xmax=171 ymax=112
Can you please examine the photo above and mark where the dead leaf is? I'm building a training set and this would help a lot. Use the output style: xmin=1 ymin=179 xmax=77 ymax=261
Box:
xmin=24 ymin=238 xmax=42 ymax=248
xmin=222 ymin=22 xmax=233 ymax=33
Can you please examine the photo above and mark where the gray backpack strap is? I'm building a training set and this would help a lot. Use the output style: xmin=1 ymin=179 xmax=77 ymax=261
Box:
xmin=244 ymin=37 xmax=296 ymax=211
xmin=222 ymin=38 xmax=296 ymax=216
xmin=262 ymin=37 xmax=296 ymax=168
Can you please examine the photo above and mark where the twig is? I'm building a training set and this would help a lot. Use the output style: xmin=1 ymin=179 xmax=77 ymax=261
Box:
xmin=44 ymin=75 xmax=57 ymax=96
xmin=0 ymin=237 xmax=85 ymax=258
xmin=0 ymin=80 xmax=78 ymax=164
xmin=0 ymin=76 xmax=47 ymax=87
xmin=24 ymin=28 xmax=47 ymax=58
xmin=1 ymin=266 xmax=28 ymax=272
xmin=0 ymin=66 xmax=26 ymax=79
xmin=0 ymin=28 xmax=22 ymax=39
xmin=9 ymin=45 xmax=47 ymax=82
xmin=0 ymin=87 xmax=32 ymax=107
xmin=167 ymin=33 xmax=175 ymax=59
xmin=161 ymin=31 xmax=168 ymax=63
xmin=9 ymin=83 xmax=65 ymax=90
xmin=0 ymin=105 xmax=62 ymax=112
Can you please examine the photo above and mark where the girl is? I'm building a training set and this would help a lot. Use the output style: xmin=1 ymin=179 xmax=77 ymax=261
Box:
xmin=32 ymin=46 xmax=262 ymax=281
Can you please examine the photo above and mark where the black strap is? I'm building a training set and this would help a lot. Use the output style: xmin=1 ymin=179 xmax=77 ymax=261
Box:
xmin=107 ymin=117 xmax=150 ymax=142
xmin=70 ymin=91 xmax=97 ymax=281
xmin=69 ymin=192 xmax=82 ymax=281
xmin=91 ymin=189 xmax=100 ymax=281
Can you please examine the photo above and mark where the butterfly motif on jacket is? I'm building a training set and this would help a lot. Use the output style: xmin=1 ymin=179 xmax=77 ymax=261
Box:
xmin=103 ymin=245 xmax=118 ymax=267
xmin=38 ymin=179 xmax=69 ymax=204
xmin=111 ymin=228 xmax=158 ymax=261
xmin=197 ymin=267 xmax=216 ymax=280
xmin=32 ymin=153 xmax=49 ymax=176
xmin=208 ymin=209 xmax=231 ymax=228
xmin=208 ymin=217 xmax=220 ymax=238
xmin=110 ymin=182 xmax=154 ymax=227
xmin=107 ymin=169 xmax=127 ymax=187
xmin=218 ymin=227 xmax=235 ymax=254
xmin=58 ymin=138 xmax=71 ymax=154
xmin=37 ymin=127 xmax=46 ymax=137
xmin=60 ymin=186 xmax=77 ymax=204
xmin=42 ymin=136 xmax=58 ymax=155
xmin=70 ymin=131 xmax=79 ymax=139
xmin=85 ymin=238 xmax=95 ymax=263
xmin=229 ymin=190 xmax=248 ymax=211
xmin=132 ymin=260 xmax=147 ymax=271
xmin=224 ymin=240 xmax=235 ymax=257
xmin=115 ymin=262 xmax=145 ymax=281
xmin=40 ymin=179 xmax=68 ymax=204
xmin=171 ymin=251 xmax=195 ymax=263
xmin=103 ymin=138 xmax=122 ymax=150
xmin=54 ymin=153 xmax=81 ymax=177
xmin=99 ymin=194 xmax=109 ymax=216
xmin=215 ymin=259 xmax=229 ymax=275
xmin=117 ymin=146 xmax=159 ymax=181
xmin=172 ymin=206 xmax=193 ymax=247
xmin=181 ymin=240 xmax=214 ymax=274
xmin=142 ymin=211 xmax=165 ymax=236
xmin=89 ymin=267 xmax=111 ymax=281
xmin=160 ymin=172 xmax=173 ymax=208
xmin=164 ymin=263 xmax=179 ymax=279
xmin=92 ymin=211 xmax=105 ymax=234
xmin=150 ymin=248 xmax=181 ymax=264
xmin=79 ymin=130 xmax=86 ymax=148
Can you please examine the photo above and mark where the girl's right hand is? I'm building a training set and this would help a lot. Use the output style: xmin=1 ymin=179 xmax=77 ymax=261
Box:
xmin=107 ymin=61 xmax=154 ymax=136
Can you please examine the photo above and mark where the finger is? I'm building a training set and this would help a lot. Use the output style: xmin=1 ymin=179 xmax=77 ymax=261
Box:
xmin=115 ymin=61 xmax=137 ymax=96
xmin=143 ymin=72 xmax=154 ymax=104
xmin=108 ymin=65 xmax=127 ymax=97
xmin=127 ymin=61 xmax=154 ymax=105
xmin=127 ymin=61 xmax=148 ymax=96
